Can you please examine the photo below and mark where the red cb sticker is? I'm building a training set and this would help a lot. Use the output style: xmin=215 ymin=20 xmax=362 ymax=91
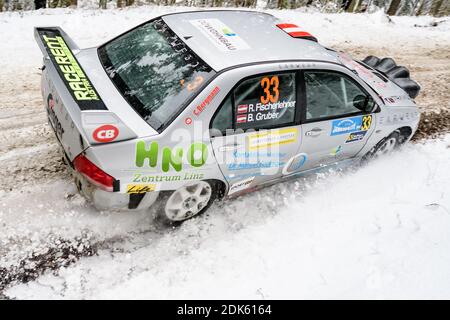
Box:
xmin=93 ymin=125 xmax=119 ymax=143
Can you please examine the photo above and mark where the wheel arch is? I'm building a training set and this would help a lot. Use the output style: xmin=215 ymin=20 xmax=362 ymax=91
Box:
xmin=396 ymin=126 xmax=413 ymax=143
xmin=205 ymin=178 xmax=227 ymax=200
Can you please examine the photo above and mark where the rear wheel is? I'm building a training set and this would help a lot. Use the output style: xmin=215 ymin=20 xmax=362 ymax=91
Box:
xmin=154 ymin=180 xmax=218 ymax=227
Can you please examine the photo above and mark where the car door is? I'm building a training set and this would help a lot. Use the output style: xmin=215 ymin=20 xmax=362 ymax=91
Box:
xmin=209 ymin=71 xmax=301 ymax=195
xmin=298 ymin=70 xmax=377 ymax=170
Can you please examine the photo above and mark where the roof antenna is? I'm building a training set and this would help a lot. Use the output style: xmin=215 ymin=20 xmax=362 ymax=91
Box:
xmin=184 ymin=36 xmax=192 ymax=40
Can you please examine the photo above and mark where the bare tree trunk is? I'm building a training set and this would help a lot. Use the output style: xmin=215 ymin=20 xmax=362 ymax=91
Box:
xmin=431 ymin=0 xmax=444 ymax=16
xmin=415 ymin=0 xmax=426 ymax=15
xmin=387 ymin=0 xmax=401 ymax=15
xmin=277 ymin=0 xmax=288 ymax=8
xmin=346 ymin=0 xmax=361 ymax=12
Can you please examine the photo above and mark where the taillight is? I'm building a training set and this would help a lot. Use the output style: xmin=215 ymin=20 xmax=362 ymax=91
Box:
xmin=73 ymin=154 xmax=114 ymax=192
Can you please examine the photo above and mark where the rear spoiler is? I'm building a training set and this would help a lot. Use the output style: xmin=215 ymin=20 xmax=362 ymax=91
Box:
xmin=34 ymin=27 xmax=137 ymax=146
xmin=34 ymin=27 xmax=107 ymax=111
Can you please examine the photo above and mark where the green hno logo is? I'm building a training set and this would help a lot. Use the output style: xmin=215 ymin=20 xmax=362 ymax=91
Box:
xmin=135 ymin=141 xmax=208 ymax=172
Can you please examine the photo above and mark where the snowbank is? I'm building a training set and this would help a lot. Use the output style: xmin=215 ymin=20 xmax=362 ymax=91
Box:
xmin=6 ymin=135 xmax=450 ymax=299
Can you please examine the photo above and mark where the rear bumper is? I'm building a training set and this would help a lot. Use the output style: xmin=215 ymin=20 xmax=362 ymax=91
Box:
xmin=73 ymin=170 xmax=160 ymax=211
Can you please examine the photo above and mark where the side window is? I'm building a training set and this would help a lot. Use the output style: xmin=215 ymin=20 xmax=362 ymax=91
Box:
xmin=304 ymin=71 xmax=371 ymax=121
xmin=234 ymin=73 xmax=296 ymax=130
xmin=210 ymin=72 xmax=297 ymax=135
xmin=211 ymin=95 xmax=233 ymax=133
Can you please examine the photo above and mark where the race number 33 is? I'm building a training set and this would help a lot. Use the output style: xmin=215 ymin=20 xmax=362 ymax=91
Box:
xmin=260 ymin=76 xmax=279 ymax=104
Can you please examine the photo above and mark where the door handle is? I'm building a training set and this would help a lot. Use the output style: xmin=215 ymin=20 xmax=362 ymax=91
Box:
xmin=218 ymin=143 xmax=243 ymax=152
xmin=305 ymin=128 xmax=323 ymax=137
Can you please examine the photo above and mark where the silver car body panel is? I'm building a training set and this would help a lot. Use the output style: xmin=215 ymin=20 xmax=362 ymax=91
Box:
xmin=162 ymin=11 xmax=339 ymax=71
xmin=34 ymin=11 xmax=420 ymax=211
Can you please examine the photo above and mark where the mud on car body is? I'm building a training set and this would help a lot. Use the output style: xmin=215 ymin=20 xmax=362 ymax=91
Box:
xmin=35 ymin=10 xmax=421 ymax=225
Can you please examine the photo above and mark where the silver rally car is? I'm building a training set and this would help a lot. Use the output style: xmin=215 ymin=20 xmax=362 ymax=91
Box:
xmin=35 ymin=10 xmax=421 ymax=224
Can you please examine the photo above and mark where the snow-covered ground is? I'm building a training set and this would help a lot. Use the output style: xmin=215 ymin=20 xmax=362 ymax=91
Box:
xmin=5 ymin=136 xmax=450 ymax=299
xmin=0 ymin=6 xmax=449 ymax=299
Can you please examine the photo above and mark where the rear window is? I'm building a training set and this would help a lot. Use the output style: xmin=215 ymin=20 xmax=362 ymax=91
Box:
xmin=98 ymin=18 xmax=216 ymax=131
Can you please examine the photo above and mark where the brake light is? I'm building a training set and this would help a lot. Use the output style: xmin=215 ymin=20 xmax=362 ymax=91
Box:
xmin=73 ymin=154 xmax=114 ymax=192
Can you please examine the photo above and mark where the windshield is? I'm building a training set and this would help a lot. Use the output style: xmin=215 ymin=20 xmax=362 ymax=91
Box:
xmin=98 ymin=18 xmax=216 ymax=131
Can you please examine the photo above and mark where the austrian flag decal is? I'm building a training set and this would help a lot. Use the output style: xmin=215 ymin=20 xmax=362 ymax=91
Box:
xmin=237 ymin=105 xmax=248 ymax=114
xmin=236 ymin=115 xmax=247 ymax=123
xmin=276 ymin=23 xmax=317 ymax=42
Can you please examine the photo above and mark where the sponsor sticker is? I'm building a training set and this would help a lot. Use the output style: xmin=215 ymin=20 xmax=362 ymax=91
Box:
xmin=37 ymin=28 xmax=106 ymax=110
xmin=127 ymin=184 xmax=156 ymax=194
xmin=248 ymin=128 xmax=297 ymax=151
xmin=227 ymin=161 xmax=284 ymax=171
xmin=46 ymin=94 xmax=65 ymax=140
xmin=282 ymin=153 xmax=307 ymax=175
xmin=228 ymin=176 xmax=255 ymax=195
xmin=93 ymin=124 xmax=119 ymax=143
xmin=190 ymin=19 xmax=250 ymax=52
xmin=331 ymin=116 xmax=362 ymax=136
xmin=345 ymin=131 xmax=367 ymax=143
xmin=330 ymin=145 xmax=342 ymax=156
xmin=193 ymin=86 xmax=220 ymax=116
xmin=331 ymin=115 xmax=372 ymax=136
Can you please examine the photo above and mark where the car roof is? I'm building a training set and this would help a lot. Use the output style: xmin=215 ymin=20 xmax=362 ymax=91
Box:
xmin=163 ymin=10 xmax=340 ymax=71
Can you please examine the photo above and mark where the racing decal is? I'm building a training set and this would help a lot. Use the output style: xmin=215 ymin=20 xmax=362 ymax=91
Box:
xmin=330 ymin=115 xmax=372 ymax=136
xmin=228 ymin=176 xmax=255 ymax=195
xmin=383 ymin=95 xmax=409 ymax=105
xmin=378 ymin=112 xmax=418 ymax=125
xmin=93 ymin=125 xmax=119 ymax=143
xmin=235 ymin=74 xmax=296 ymax=129
xmin=190 ymin=19 xmax=250 ymax=52
xmin=276 ymin=23 xmax=317 ymax=42
xmin=227 ymin=160 xmax=284 ymax=171
xmin=330 ymin=145 xmax=342 ymax=156
xmin=46 ymin=94 xmax=65 ymax=140
xmin=282 ymin=153 xmax=307 ymax=175
xmin=248 ymin=128 xmax=297 ymax=151
xmin=132 ymin=172 xmax=204 ymax=183
xmin=135 ymin=141 xmax=208 ymax=172
xmin=180 ymin=76 xmax=204 ymax=92
xmin=345 ymin=131 xmax=367 ymax=143
xmin=260 ymin=76 xmax=279 ymax=104
xmin=36 ymin=28 xmax=107 ymax=111
xmin=361 ymin=115 xmax=372 ymax=131
xmin=193 ymin=86 xmax=220 ymax=116
xmin=126 ymin=184 xmax=156 ymax=194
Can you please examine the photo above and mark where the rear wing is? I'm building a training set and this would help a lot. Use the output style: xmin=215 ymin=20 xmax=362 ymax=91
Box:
xmin=34 ymin=27 xmax=107 ymax=111
xmin=34 ymin=27 xmax=137 ymax=151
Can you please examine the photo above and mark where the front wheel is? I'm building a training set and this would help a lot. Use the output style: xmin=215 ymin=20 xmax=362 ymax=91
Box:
xmin=154 ymin=180 xmax=218 ymax=227
xmin=363 ymin=131 xmax=400 ymax=162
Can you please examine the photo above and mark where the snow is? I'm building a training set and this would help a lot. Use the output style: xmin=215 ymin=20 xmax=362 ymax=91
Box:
xmin=0 ymin=5 xmax=449 ymax=299
xmin=5 ymin=135 xmax=450 ymax=299
xmin=0 ymin=6 xmax=449 ymax=71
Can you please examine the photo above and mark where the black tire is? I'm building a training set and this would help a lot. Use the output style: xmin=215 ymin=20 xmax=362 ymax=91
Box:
xmin=362 ymin=131 xmax=401 ymax=163
xmin=153 ymin=180 xmax=221 ymax=228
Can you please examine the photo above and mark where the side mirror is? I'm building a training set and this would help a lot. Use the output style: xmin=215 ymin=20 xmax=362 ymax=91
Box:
xmin=353 ymin=95 xmax=375 ymax=113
